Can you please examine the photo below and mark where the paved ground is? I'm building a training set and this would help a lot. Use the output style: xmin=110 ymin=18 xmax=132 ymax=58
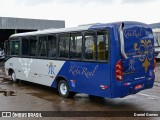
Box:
xmin=0 ymin=61 xmax=160 ymax=120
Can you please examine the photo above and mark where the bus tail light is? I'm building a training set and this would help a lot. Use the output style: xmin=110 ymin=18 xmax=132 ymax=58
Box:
xmin=115 ymin=60 xmax=123 ymax=81
xmin=154 ymin=59 xmax=156 ymax=73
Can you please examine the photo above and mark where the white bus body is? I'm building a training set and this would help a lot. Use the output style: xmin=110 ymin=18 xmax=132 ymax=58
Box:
xmin=5 ymin=58 xmax=65 ymax=86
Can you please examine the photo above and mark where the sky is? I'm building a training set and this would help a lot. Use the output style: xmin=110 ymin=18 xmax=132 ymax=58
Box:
xmin=0 ymin=0 xmax=159 ymax=27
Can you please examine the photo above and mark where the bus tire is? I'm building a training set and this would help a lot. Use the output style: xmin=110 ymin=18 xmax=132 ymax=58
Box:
xmin=11 ymin=71 xmax=18 ymax=83
xmin=58 ymin=80 xmax=75 ymax=98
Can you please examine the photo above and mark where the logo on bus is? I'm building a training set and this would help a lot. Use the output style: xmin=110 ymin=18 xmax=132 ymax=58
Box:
xmin=134 ymin=40 xmax=153 ymax=72
xmin=129 ymin=59 xmax=135 ymax=71
xmin=47 ymin=62 xmax=56 ymax=75
xmin=19 ymin=58 xmax=33 ymax=78
xmin=124 ymin=28 xmax=142 ymax=38
xmin=69 ymin=65 xmax=98 ymax=78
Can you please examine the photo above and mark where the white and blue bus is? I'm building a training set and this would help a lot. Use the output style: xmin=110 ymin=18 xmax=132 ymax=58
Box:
xmin=5 ymin=21 xmax=155 ymax=98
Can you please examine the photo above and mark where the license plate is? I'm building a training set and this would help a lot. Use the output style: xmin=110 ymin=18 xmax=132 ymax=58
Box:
xmin=135 ymin=84 xmax=142 ymax=90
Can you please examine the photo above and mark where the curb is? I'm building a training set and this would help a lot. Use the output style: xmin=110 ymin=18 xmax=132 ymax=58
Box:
xmin=154 ymin=81 xmax=160 ymax=87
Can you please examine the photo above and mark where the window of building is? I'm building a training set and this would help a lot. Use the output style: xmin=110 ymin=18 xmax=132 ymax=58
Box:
xmin=48 ymin=35 xmax=57 ymax=58
xmin=58 ymin=33 xmax=69 ymax=58
xmin=70 ymin=33 xmax=82 ymax=59
xmin=97 ymin=30 xmax=109 ymax=61
xmin=84 ymin=32 xmax=96 ymax=60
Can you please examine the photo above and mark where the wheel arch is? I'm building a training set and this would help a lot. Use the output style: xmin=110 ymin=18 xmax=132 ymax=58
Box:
xmin=8 ymin=68 xmax=14 ymax=75
xmin=55 ymin=76 xmax=69 ymax=89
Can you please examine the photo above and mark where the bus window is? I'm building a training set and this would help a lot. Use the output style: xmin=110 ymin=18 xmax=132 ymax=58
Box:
xmin=58 ymin=33 xmax=69 ymax=58
xmin=84 ymin=32 xmax=96 ymax=60
xmin=29 ymin=36 xmax=37 ymax=56
xmin=38 ymin=36 xmax=47 ymax=57
xmin=5 ymin=41 xmax=10 ymax=56
xmin=70 ymin=33 xmax=82 ymax=59
xmin=48 ymin=35 xmax=57 ymax=58
xmin=97 ymin=30 xmax=108 ymax=61
xmin=10 ymin=40 xmax=20 ymax=56
xmin=22 ymin=37 xmax=29 ymax=56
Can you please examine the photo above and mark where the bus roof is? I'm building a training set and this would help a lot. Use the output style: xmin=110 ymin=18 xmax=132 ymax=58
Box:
xmin=10 ymin=25 xmax=93 ymax=38
xmin=9 ymin=21 xmax=148 ymax=38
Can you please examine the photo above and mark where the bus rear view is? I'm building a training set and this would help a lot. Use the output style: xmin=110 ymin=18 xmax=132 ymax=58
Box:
xmin=111 ymin=22 xmax=155 ymax=98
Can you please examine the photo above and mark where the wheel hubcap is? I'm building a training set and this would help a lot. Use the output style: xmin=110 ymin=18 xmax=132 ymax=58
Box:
xmin=60 ymin=83 xmax=67 ymax=95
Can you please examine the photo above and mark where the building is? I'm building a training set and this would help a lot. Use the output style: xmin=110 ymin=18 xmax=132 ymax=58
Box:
xmin=149 ymin=23 xmax=160 ymax=29
xmin=0 ymin=17 xmax=65 ymax=49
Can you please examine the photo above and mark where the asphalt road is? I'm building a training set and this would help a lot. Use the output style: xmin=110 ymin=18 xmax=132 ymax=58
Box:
xmin=0 ymin=62 xmax=160 ymax=120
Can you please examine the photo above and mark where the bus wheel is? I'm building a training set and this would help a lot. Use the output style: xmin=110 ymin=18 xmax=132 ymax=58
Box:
xmin=11 ymin=71 xmax=18 ymax=83
xmin=58 ymin=80 xmax=75 ymax=98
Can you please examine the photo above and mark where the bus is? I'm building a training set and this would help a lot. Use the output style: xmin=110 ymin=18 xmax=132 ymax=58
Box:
xmin=4 ymin=21 xmax=155 ymax=98
xmin=153 ymin=29 xmax=160 ymax=59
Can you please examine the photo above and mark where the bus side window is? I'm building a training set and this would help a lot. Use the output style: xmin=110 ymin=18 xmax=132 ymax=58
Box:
xmin=97 ymin=30 xmax=108 ymax=61
xmin=5 ymin=41 xmax=10 ymax=56
xmin=70 ymin=32 xmax=82 ymax=59
xmin=29 ymin=36 xmax=37 ymax=56
xmin=22 ymin=37 xmax=29 ymax=56
xmin=38 ymin=36 xmax=47 ymax=57
xmin=48 ymin=35 xmax=56 ymax=58
xmin=10 ymin=39 xmax=20 ymax=56
xmin=84 ymin=32 xmax=96 ymax=60
xmin=58 ymin=33 xmax=69 ymax=58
